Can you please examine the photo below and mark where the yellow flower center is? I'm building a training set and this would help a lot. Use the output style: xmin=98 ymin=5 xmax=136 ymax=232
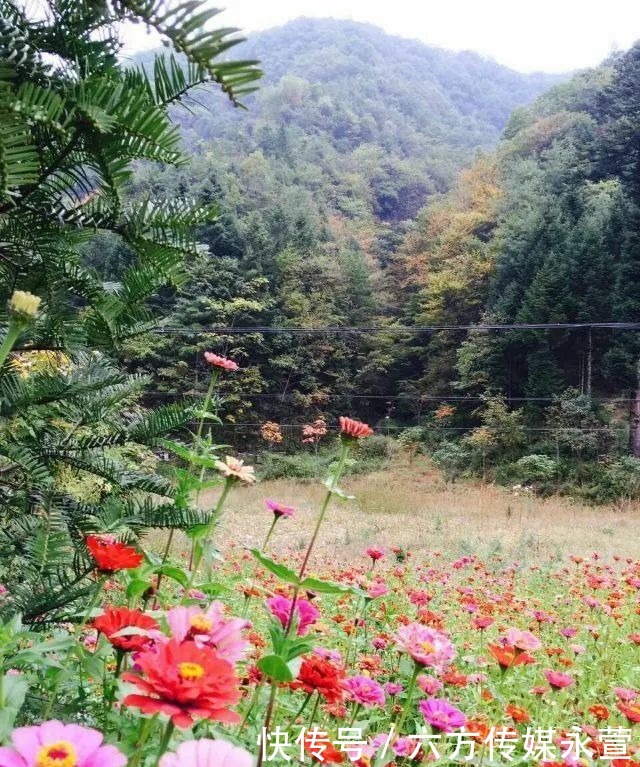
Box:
xmin=189 ymin=615 xmax=213 ymax=632
xmin=178 ymin=662 xmax=205 ymax=681
xmin=420 ymin=641 xmax=435 ymax=654
xmin=36 ymin=741 xmax=77 ymax=767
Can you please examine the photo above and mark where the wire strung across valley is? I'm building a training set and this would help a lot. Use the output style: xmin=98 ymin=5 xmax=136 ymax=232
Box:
xmin=152 ymin=321 xmax=640 ymax=335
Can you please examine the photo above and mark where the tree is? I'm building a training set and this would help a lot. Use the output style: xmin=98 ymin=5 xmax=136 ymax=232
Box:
xmin=0 ymin=0 xmax=260 ymax=348
xmin=0 ymin=0 xmax=260 ymax=622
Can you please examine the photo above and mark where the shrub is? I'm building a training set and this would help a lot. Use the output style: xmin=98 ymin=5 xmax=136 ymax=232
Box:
xmin=581 ymin=456 xmax=640 ymax=504
xmin=431 ymin=441 xmax=470 ymax=484
xmin=515 ymin=454 xmax=558 ymax=484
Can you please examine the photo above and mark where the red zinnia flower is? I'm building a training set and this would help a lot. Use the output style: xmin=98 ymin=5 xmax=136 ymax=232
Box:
xmin=617 ymin=701 xmax=640 ymax=724
xmin=204 ymin=352 xmax=239 ymax=371
xmin=302 ymin=735 xmax=345 ymax=764
xmin=291 ymin=657 xmax=345 ymax=704
xmin=92 ymin=607 xmax=158 ymax=653
xmin=122 ymin=640 xmax=241 ymax=728
xmin=588 ymin=704 xmax=610 ymax=721
xmin=86 ymin=535 xmax=143 ymax=573
xmin=339 ymin=416 xmax=373 ymax=440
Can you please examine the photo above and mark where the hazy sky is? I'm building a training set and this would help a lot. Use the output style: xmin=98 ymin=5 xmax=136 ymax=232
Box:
xmin=121 ymin=0 xmax=640 ymax=73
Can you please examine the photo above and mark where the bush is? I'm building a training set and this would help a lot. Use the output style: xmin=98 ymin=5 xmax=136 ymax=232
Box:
xmin=515 ymin=454 xmax=558 ymax=483
xmin=354 ymin=434 xmax=394 ymax=460
xmin=581 ymin=456 xmax=640 ymax=504
xmin=258 ymin=452 xmax=333 ymax=480
xmin=431 ymin=441 xmax=470 ymax=483
xmin=258 ymin=439 xmax=392 ymax=480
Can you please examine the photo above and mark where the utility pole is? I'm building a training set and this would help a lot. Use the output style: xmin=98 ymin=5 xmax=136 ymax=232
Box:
xmin=586 ymin=326 xmax=592 ymax=397
xmin=630 ymin=353 xmax=640 ymax=458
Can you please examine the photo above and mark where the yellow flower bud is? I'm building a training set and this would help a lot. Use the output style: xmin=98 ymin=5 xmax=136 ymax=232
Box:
xmin=8 ymin=290 xmax=41 ymax=321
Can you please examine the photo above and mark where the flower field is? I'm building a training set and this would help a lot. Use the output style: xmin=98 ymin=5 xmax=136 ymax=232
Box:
xmin=1 ymin=381 xmax=639 ymax=767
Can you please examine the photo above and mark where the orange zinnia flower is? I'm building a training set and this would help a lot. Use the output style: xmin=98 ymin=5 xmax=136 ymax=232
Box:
xmin=339 ymin=416 xmax=373 ymax=440
xmin=487 ymin=643 xmax=533 ymax=670
xmin=506 ymin=703 xmax=531 ymax=723
xmin=617 ymin=701 xmax=640 ymax=723
xmin=588 ymin=704 xmax=610 ymax=721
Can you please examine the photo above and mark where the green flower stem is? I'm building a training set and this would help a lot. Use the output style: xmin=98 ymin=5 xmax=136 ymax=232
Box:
xmin=0 ymin=324 xmax=22 ymax=372
xmin=397 ymin=662 xmax=420 ymax=734
xmin=262 ymin=517 xmax=278 ymax=551
xmin=156 ymin=720 xmax=175 ymax=765
xmin=257 ymin=438 xmax=352 ymax=767
xmin=196 ymin=371 xmax=219 ymax=441
xmin=307 ymin=690 xmax=321 ymax=726
xmin=43 ymin=575 xmax=106 ymax=719
xmin=242 ymin=517 xmax=279 ymax=618
xmin=130 ymin=715 xmax=158 ymax=767
xmin=185 ymin=476 xmax=234 ymax=595
xmin=256 ymin=682 xmax=278 ymax=767
xmin=287 ymin=690 xmax=313 ymax=727
xmin=285 ymin=439 xmax=351 ymax=636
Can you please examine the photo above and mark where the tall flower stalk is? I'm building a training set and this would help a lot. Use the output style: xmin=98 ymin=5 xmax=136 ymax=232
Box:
xmin=256 ymin=417 xmax=373 ymax=767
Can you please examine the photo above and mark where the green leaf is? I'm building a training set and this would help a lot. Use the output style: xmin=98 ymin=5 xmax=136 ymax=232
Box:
xmin=251 ymin=550 xmax=300 ymax=585
xmin=0 ymin=673 xmax=28 ymax=741
xmin=323 ymin=480 xmax=355 ymax=500
xmin=126 ymin=578 xmax=151 ymax=600
xmin=300 ymin=577 xmax=358 ymax=595
xmin=257 ymin=654 xmax=294 ymax=682
xmin=187 ymin=523 xmax=209 ymax=540
xmin=194 ymin=581 xmax=229 ymax=596
xmin=153 ymin=564 xmax=189 ymax=588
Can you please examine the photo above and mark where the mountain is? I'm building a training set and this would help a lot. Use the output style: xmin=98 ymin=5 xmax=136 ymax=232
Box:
xmin=112 ymin=19 xmax=572 ymax=438
xmin=146 ymin=18 xmax=563 ymax=227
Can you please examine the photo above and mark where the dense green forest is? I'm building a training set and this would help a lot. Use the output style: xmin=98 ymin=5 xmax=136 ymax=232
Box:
xmin=94 ymin=21 xmax=561 ymax=417
xmin=86 ymin=19 xmax=640 ymax=498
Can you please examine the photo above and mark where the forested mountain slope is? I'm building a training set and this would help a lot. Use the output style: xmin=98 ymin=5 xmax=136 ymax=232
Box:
xmin=146 ymin=18 xmax=561 ymax=226
xmin=392 ymin=48 xmax=640 ymax=401
xmin=102 ymin=19 xmax=564 ymax=430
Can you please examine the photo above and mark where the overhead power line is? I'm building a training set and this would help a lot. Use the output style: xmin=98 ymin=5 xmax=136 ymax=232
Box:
xmin=152 ymin=322 xmax=640 ymax=336
xmin=143 ymin=392 xmax=637 ymax=403
xmin=183 ymin=422 xmax=628 ymax=432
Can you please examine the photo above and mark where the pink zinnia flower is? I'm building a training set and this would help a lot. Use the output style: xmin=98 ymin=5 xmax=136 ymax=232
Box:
xmin=614 ymin=687 xmax=638 ymax=702
xmin=544 ymin=669 xmax=574 ymax=689
xmin=266 ymin=596 xmax=319 ymax=636
xmin=313 ymin=647 xmax=342 ymax=663
xmin=384 ymin=682 xmax=403 ymax=696
xmin=342 ymin=676 xmax=386 ymax=708
xmin=505 ymin=628 xmax=542 ymax=652
xmin=417 ymin=674 xmax=443 ymax=696
xmin=419 ymin=699 xmax=467 ymax=732
xmin=394 ymin=622 xmax=456 ymax=670
xmin=160 ymin=739 xmax=253 ymax=767
xmin=265 ymin=500 xmax=295 ymax=519
xmin=365 ymin=545 xmax=385 ymax=562
xmin=366 ymin=581 xmax=388 ymax=599
xmin=164 ymin=603 xmax=251 ymax=664
xmin=392 ymin=738 xmax=414 ymax=757
xmin=204 ymin=352 xmax=239 ymax=371
xmin=0 ymin=721 xmax=126 ymax=767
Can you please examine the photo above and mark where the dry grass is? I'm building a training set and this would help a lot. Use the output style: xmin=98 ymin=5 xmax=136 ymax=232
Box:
xmin=150 ymin=459 xmax=640 ymax=566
